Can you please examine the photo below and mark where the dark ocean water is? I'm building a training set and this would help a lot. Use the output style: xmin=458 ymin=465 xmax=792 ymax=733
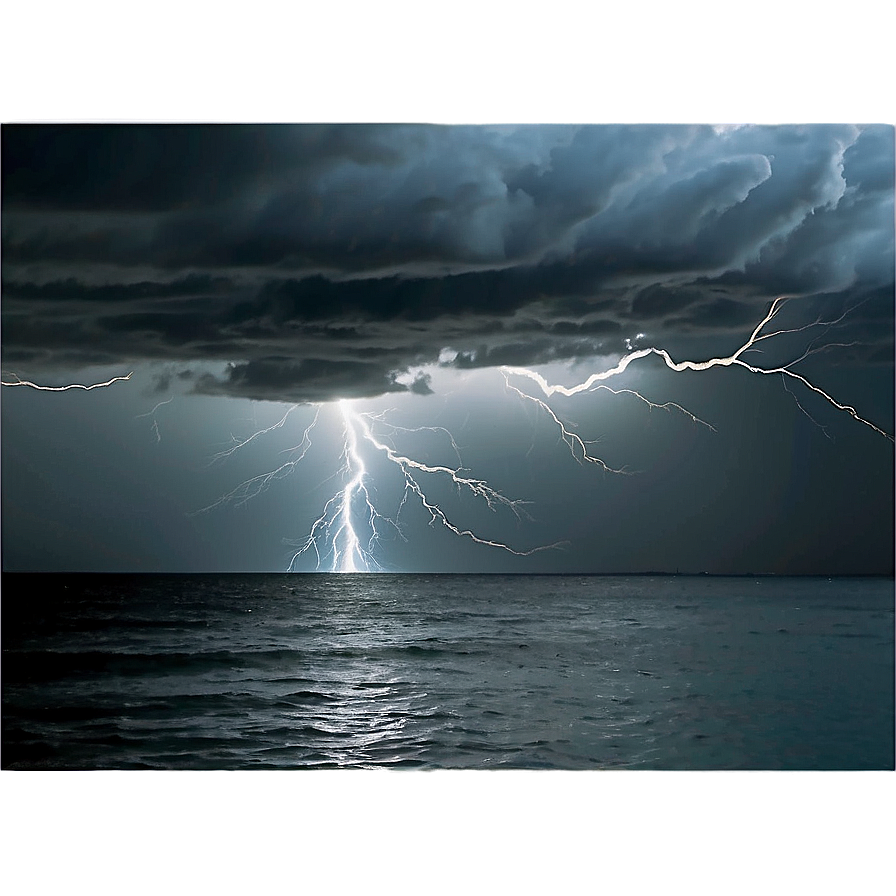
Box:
xmin=2 ymin=573 xmax=893 ymax=770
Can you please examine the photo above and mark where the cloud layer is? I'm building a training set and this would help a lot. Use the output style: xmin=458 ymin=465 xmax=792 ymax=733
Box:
xmin=3 ymin=124 xmax=893 ymax=402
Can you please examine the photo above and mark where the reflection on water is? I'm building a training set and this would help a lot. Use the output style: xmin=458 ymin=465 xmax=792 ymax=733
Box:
xmin=2 ymin=574 xmax=893 ymax=769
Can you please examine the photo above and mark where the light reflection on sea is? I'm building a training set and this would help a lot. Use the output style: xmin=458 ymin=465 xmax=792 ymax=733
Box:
xmin=2 ymin=574 xmax=893 ymax=769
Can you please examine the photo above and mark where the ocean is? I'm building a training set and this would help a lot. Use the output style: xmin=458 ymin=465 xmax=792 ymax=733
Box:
xmin=2 ymin=573 xmax=893 ymax=770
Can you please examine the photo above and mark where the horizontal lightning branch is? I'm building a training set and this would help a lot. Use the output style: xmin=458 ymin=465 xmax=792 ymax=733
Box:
xmin=1 ymin=371 xmax=133 ymax=391
xmin=503 ymin=296 xmax=893 ymax=449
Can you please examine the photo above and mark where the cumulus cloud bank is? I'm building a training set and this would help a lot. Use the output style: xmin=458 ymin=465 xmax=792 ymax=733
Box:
xmin=2 ymin=124 xmax=893 ymax=402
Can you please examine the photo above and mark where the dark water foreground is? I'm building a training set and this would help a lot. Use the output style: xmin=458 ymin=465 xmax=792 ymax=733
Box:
xmin=2 ymin=770 xmax=896 ymax=896
xmin=2 ymin=573 xmax=893 ymax=769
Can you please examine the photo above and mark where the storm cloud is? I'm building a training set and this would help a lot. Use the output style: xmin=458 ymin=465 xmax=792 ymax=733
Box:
xmin=3 ymin=123 xmax=893 ymax=403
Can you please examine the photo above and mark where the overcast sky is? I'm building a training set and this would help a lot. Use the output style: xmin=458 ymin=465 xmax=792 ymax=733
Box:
xmin=0 ymin=0 xmax=894 ymax=574
xmin=2 ymin=123 xmax=893 ymax=573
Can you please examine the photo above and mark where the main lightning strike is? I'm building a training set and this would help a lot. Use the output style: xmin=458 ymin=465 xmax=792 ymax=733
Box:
xmin=288 ymin=401 xmax=398 ymax=572
xmin=502 ymin=297 xmax=893 ymax=463
xmin=200 ymin=396 xmax=560 ymax=571
xmin=287 ymin=401 xmax=560 ymax=572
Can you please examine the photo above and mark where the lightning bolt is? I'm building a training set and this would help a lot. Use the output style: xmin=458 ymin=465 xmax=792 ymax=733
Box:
xmin=191 ymin=406 xmax=321 ymax=514
xmin=502 ymin=296 xmax=893 ymax=461
xmin=501 ymin=373 xmax=717 ymax=473
xmin=209 ymin=404 xmax=302 ymax=463
xmin=1 ymin=371 xmax=134 ymax=391
xmin=288 ymin=401 xmax=394 ymax=572
xmin=135 ymin=397 xmax=173 ymax=443
xmin=195 ymin=394 xmax=559 ymax=571
xmin=287 ymin=400 xmax=561 ymax=572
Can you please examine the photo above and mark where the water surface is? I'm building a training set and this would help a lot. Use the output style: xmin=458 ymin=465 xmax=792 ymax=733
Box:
xmin=3 ymin=574 xmax=893 ymax=769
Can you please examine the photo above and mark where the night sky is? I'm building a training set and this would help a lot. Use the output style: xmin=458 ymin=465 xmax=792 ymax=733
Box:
xmin=2 ymin=123 xmax=893 ymax=573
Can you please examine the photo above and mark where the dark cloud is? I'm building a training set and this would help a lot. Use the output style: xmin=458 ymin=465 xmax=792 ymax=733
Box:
xmin=842 ymin=124 xmax=894 ymax=193
xmin=670 ymin=297 xmax=762 ymax=332
xmin=194 ymin=357 xmax=411 ymax=404
xmin=3 ymin=124 xmax=892 ymax=403
xmin=629 ymin=284 xmax=708 ymax=320
xmin=3 ymin=273 xmax=229 ymax=303
xmin=1 ymin=124 xmax=404 ymax=213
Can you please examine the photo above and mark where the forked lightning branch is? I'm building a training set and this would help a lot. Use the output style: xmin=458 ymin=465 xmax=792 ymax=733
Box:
xmin=286 ymin=401 xmax=560 ymax=572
